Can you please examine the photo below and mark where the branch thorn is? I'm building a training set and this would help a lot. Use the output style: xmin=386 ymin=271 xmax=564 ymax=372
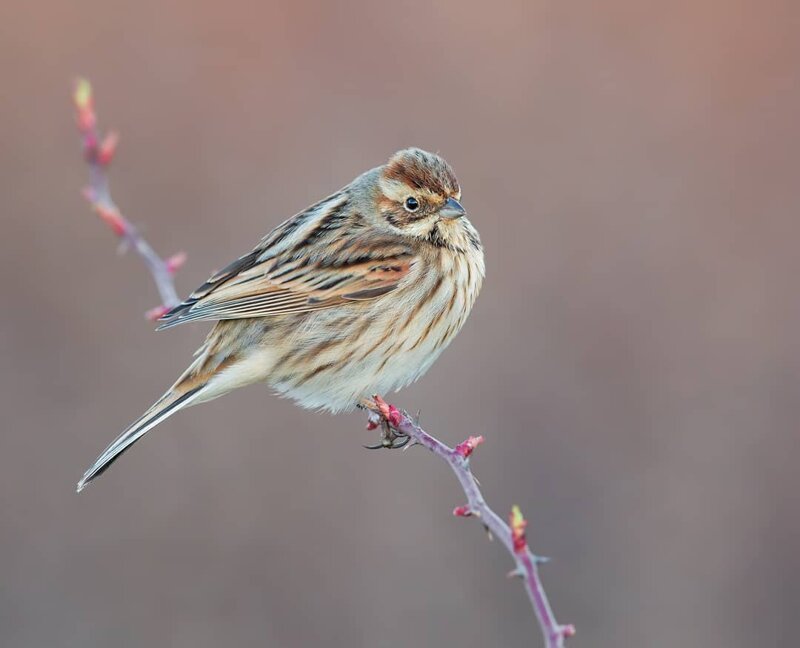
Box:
xmin=507 ymin=567 xmax=524 ymax=579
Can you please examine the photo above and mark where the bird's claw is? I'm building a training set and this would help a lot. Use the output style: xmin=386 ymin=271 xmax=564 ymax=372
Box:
xmin=363 ymin=419 xmax=410 ymax=450
xmin=363 ymin=396 xmax=409 ymax=449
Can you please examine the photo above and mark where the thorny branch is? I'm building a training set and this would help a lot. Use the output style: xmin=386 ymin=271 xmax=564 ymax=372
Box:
xmin=73 ymin=78 xmax=185 ymax=320
xmin=72 ymin=80 xmax=574 ymax=647
xmin=367 ymin=398 xmax=574 ymax=647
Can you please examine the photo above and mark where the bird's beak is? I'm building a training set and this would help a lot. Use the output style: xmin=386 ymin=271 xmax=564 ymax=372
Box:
xmin=439 ymin=197 xmax=466 ymax=220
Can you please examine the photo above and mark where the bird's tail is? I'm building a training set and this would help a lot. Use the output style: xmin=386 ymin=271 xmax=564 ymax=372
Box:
xmin=76 ymin=384 xmax=205 ymax=492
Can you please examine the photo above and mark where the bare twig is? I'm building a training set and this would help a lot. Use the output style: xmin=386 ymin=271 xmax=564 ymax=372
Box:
xmin=368 ymin=397 xmax=575 ymax=647
xmin=73 ymin=80 xmax=574 ymax=647
xmin=73 ymin=78 xmax=186 ymax=320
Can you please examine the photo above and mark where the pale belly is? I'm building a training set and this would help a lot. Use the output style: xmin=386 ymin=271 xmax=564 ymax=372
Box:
xmin=268 ymin=253 xmax=482 ymax=412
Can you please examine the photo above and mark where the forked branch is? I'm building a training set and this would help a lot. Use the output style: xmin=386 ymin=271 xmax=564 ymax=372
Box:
xmin=72 ymin=80 xmax=574 ymax=647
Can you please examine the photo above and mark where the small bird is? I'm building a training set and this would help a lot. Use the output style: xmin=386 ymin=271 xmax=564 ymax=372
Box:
xmin=78 ymin=148 xmax=484 ymax=491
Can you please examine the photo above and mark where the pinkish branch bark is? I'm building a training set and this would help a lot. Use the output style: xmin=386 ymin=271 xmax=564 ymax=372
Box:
xmin=73 ymin=78 xmax=185 ymax=320
xmin=368 ymin=397 xmax=574 ymax=647
xmin=73 ymin=80 xmax=574 ymax=647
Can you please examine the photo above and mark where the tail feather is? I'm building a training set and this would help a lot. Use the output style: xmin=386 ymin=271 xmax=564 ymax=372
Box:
xmin=77 ymin=386 xmax=204 ymax=492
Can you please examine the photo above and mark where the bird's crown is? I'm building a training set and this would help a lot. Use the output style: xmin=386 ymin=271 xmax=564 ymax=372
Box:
xmin=381 ymin=148 xmax=460 ymax=199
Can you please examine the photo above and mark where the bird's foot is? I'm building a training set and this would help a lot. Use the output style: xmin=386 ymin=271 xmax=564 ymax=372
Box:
xmin=363 ymin=395 xmax=410 ymax=450
xmin=363 ymin=419 xmax=410 ymax=450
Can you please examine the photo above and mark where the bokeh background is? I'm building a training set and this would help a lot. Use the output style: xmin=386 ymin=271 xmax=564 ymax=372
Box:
xmin=2 ymin=1 xmax=798 ymax=646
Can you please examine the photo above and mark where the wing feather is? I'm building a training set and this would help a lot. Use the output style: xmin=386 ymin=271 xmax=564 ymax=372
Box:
xmin=157 ymin=191 xmax=416 ymax=330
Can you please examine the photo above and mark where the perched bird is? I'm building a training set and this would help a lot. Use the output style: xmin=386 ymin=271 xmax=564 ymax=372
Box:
xmin=78 ymin=148 xmax=484 ymax=491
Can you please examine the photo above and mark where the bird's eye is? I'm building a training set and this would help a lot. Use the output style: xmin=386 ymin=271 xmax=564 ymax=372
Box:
xmin=404 ymin=196 xmax=420 ymax=212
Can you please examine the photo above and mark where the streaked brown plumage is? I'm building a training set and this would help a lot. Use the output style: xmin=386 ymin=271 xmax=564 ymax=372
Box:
xmin=78 ymin=148 xmax=484 ymax=491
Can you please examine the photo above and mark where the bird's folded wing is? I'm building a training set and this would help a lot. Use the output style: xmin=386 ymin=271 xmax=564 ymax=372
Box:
xmin=157 ymin=233 xmax=416 ymax=329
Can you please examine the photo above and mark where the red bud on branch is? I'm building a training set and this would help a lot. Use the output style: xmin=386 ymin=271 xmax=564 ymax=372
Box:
xmin=453 ymin=505 xmax=472 ymax=517
xmin=372 ymin=395 xmax=402 ymax=427
xmin=94 ymin=203 xmax=127 ymax=236
xmin=73 ymin=78 xmax=96 ymax=132
xmin=510 ymin=505 xmax=528 ymax=554
xmin=455 ymin=435 xmax=484 ymax=458
xmin=165 ymin=251 xmax=187 ymax=274
xmin=387 ymin=405 xmax=401 ymax=427
xmin=145 ymin=304 xmax=170 ymax=321
xmin=97 ymin=131 xmax=119 ymax=166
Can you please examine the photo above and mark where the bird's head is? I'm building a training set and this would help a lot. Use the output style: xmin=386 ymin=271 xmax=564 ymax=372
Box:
xmin=375 ymin=148 xmax=479 ymax=251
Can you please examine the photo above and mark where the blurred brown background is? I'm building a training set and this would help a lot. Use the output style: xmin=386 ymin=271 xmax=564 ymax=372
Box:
xmin=1 ymin=1 xmax=798 ymax=646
